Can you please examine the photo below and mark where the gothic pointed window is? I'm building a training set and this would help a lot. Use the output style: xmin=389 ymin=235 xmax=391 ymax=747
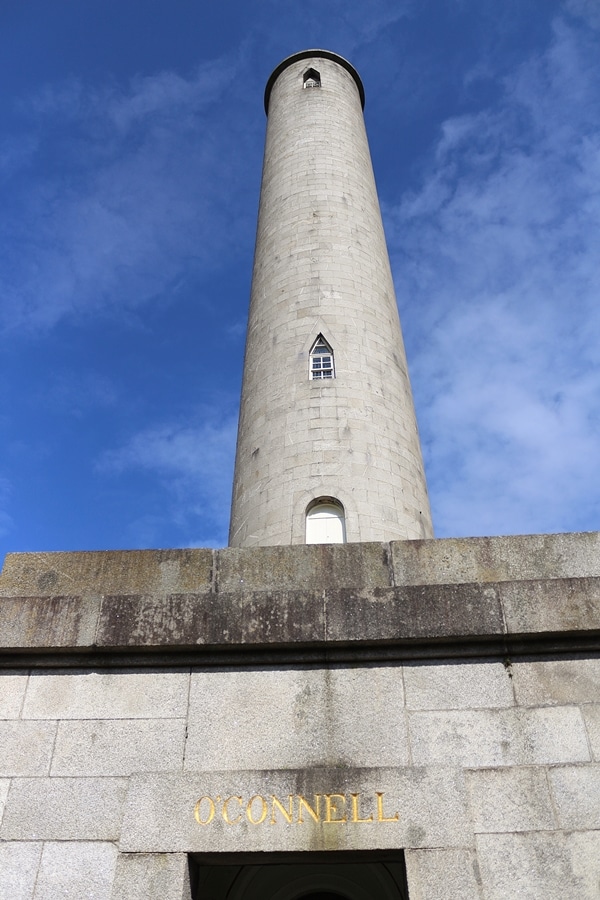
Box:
xmin=303 ymin=68 xmax=321 ymax=89
xmin=309 ymin=335 xmax=335 ymax=380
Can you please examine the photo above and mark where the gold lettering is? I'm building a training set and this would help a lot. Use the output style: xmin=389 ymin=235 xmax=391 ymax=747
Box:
xmin=350 ymin=792 xmax=374 ymax=823
xmin=324 ymin=793 xmax=347 ymax=824
xmin=194 ymin=796 xmax=215 ymax=826
xmin=376 ymin=792 xmax=399 ymax=823
xmin=222 ymin=796 xmax=243 ymax=825
xmin=297 ymin=794 xmax=321 ymax=824
xmin=270 ymin=794 xmax=294 ymax=825
xmin=246 ymin=795 xmax=268 ymax=825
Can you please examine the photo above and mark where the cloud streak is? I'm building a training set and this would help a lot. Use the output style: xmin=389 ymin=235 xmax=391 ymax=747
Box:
xmin=387 ymin=13 xmax=600 ymax=536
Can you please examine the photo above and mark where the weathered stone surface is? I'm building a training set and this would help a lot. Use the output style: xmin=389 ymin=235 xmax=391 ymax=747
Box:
xmin=217 ymin=543 xmax=392 ymax=592
xmin=476 ymin=831 xmax=595 ymax=900
xmin=403 ymin=659 xmax=514 ymax=710
xmin=548 ymin=765 xmax=600 ymax=829
xmin=325 ymin=583 xmax=503 ymax=642
xmin=0 ymin=841 xmax=42 ymax=900
xmin=0 ymin=777 xmax=10 ymax=822
xmin=0 ymin=721 xmax=56 ymax=775
xmin=567 ymin=831 xmax=600 ymax=899
xmin=0 ymin=778 xmax=127 ymax=840
xmin=0 ymin=596 xmax=99 ymax=648
xmin=22 ymin=670 xmax=189 ymax=719
xmin=392 ymin=531 xmax=600 ymax=586
xmin=465 ymin=767 xmax=556 ymax=832
xmin=0 ymin=549 xmax=213 ymax=598
xmin=110 ymin=853 xmax=191 ymax=900
xmin=51 ymin=719 xmax=186 ymax=776
xmin=185 ymin=667 xmax=408 ymax=771
xmin=96 ymin=590 xmax=325 ymax=647
xmin=405 ymin=848 xmax=484 ymax=900
xmin=0 ymin=671 xmax=28 ymax=717
xmin=34 ymin=842 xmax=117 ymax=900
xmin=582 ymin=704 xmax=600 ymax=760
xmin=500 ymin=577 xmax=600 ymax=634
xmin=512 ymin=656 xmax=600 ymax=706
xmin=409 ymin=706 xmax=590 ymax=767
xmin=120 ymin=768 xmax=472 ymax=853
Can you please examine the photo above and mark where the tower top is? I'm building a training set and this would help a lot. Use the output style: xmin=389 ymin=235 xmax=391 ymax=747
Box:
xmin=264 ymin=49 xmax=365 ymax=114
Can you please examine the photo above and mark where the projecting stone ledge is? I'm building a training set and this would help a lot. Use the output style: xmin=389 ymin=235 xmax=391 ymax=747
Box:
xmin=0 ymin=532 xmax=599 ymax=665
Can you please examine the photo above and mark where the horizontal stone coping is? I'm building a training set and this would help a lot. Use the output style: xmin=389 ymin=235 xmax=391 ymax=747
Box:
xmin=2 ymin=532 xmax=600 ymax=599
xmin=0 ymin=575 xmax=598 ymax=665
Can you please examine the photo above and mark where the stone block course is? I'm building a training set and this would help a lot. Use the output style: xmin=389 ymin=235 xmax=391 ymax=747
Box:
xmin=185 ymin=667 xmax=408 ymax=771
xmin=0 ymin=841 xmax=42 ymax=900
xmin=110 ymin=853 xmax=190 ymax=900
xmin=409 ymin=706 xmax=589 ymax=767
xmin=34 ymin=842 xmax=117 ymax=900
xmin=512 ymin=656 xmax=600 ymax=706
xmin=476 ymin=831 xmax=596 ymax=900
xmin=0 ymin=671 xmax=28 ymax=718
xmin=403 ymin=659 xmax=514 ymax=710
xmin=0 ymin=721 xmax=56 ymax=775
xmin=465 ymin=767 xmax=556 ymax=832
xmin=582 ymin=704 xmax=600 ymax=760
xmin=405 ymin=848 xmax=484 ymax=900
xmin=51 ymin=719 xmax=187 ymax=776
xmin=548 ymin=765 xmax=600 ymax=829
xmin=22 ymin=670 xmax=189 ymax=719
xmin=0 ymin=777 xmax=128 ymax=841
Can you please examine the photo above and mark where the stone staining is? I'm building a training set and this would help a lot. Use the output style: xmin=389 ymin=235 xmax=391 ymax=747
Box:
xmin=229 ymin=50 xmax=433 ymax=547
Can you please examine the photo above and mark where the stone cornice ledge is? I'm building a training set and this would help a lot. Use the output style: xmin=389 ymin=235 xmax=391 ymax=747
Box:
xmin=0 ymin=533 xmax=599 ymax=666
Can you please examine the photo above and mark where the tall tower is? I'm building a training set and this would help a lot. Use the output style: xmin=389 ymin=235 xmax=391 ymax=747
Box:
xmin=229 ymin=50 xmax=433 ymax=547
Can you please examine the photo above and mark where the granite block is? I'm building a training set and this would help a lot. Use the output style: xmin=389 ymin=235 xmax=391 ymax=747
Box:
xmin=500 ymin=577 xmax=600 ymax=634
xmin=0 ymin=778 xmax=8 ymax=824
xmin=466 ymin=767 xmax=556 ymax=832
xmin=0 ymin=842 xmax=42 ymax=900
xmin=22 ymin=669 xmax=189 ymax=719
xmin=405 ymin=848 xmax=484 ymax=900
xmin=119 ymin=767 xmax=472 ymax=853
xmin=185 ymin=667 xmax=408 ymax=771
xmin=34 ymin=842 xmax=117 ymax=900
xmin=582 ymin=704 xmax=600 ymax=760
xmin=110 ymin=853 xmax=191 ymax=900
xmin=476 ymin=832 xmax=593 ymax=900
xmin=548 ymin=765 xmax=600 ymax=829
xmin=0 ymin=671 xmax=28 ymax=718
xmin=0 ymin=721 xmax=56 ymax=775
xmin=51 ymin=719 xmax=186 ymax=776
xmin=0 ymin=777 xmax=127 ymax=840
xmin=512 ymin=656 xmax=600 ymax=706
xmin=0 ymin=596 xmax=99 ymax=648
xmin=409 ymin=706 xmax=589 ymax=767
xmin=403 ymin=659 xmax=514 ymax=710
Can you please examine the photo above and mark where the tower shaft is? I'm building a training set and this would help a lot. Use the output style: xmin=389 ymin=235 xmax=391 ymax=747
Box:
xmin=229 ymin=51 xmax=433 ymax=547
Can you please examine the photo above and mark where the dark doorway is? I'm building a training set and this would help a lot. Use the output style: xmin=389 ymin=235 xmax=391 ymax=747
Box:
xmin=190 ymin=851 xmax=409 ymax=899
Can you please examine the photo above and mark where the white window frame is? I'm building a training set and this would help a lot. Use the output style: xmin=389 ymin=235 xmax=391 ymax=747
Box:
xmin=309 ymin=335 xmax=335 ymax=380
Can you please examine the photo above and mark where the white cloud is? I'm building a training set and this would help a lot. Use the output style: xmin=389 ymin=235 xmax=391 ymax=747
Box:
xmin=0 ymin=55 xmax=252 ymax=334
xmin=387 ymin=14 xmax=600 ymax=536
xmin=98 ymin=413 xmax=238 ymax=546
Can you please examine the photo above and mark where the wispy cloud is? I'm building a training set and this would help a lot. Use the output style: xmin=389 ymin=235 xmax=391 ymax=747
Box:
xmin=98 ymin=413 xmax=238 ymax=546
xmin=387 ymin=14 xmax=600 ymax=536
xmin=0 ymin=54 xmax=253 ymax=334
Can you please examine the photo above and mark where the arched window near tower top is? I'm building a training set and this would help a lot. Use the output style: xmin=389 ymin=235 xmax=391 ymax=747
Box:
xmin=309 ymin=334 xmax=334 ymax=380
xmin=303 ymin=68 xmax=321 ymax=89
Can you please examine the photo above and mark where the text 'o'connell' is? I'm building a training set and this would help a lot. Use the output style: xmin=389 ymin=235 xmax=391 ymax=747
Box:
xmin=194 ymin=792 xmax=400 ymax=826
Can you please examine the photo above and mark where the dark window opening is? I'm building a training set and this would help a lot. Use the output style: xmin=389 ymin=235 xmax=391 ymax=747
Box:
xmin=303 ymin=68 xmax=321 ymax=89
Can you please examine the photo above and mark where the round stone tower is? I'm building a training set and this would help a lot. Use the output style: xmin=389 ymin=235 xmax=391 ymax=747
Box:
xmin=229 ymin=50 xmax=433 ymax=547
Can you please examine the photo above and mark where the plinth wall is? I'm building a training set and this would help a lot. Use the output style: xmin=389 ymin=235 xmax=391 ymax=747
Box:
xmin=0 ymin=532 xmax=599 ymax=899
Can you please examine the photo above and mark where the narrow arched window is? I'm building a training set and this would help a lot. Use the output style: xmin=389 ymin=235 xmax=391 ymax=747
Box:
xmin=303 ymin=68 xmax=321 ymax=89
xmin=309 ymin=335 xmax=335 ymax=380
xmin=306 ymin=498 xmax=346 ymax=544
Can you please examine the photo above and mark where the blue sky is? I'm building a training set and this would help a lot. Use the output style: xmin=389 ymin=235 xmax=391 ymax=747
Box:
xmin=1 ymin=0 xmax=599 ymax=557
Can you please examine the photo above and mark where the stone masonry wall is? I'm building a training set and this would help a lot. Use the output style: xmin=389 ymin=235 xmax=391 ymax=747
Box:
xmin=0 ymin=533 xmax=599 ymax=899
